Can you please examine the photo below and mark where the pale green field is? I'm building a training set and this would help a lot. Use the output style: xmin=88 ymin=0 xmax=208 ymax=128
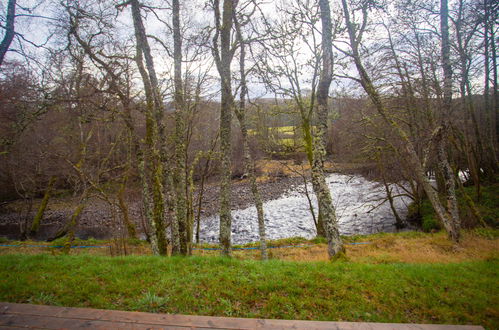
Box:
xmin=247 ymin=126 xmax=312 ymax=148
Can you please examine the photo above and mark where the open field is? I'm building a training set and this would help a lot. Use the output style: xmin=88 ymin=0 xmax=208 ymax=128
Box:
xmin=0 ymin=251 xmax=496 ymax=328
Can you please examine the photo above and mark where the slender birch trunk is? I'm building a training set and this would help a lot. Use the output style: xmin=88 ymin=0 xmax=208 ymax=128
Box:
xmin=172 ymin=0 xmax=189 ymax=255
xmin=313 ymin=0 xmax=343 ymax=258
xmin=233 ymin=12 xmax=268 ymax=260
xmin=212 ymin=0 xmax=235 ymax=256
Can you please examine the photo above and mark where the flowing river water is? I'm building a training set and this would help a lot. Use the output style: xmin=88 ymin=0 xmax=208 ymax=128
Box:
xmin=198 ymin=173 xmax=413 ymax=244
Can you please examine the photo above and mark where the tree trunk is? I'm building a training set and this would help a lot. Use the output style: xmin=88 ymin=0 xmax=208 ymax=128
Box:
xmin=30 ymin=176 xmax=56 ymax=235
xmin=213 ymin=0 xmax=235 ymax=256
xmin=130 ymin=0 xmax=167 ymax=255
xmin=300 ymin=118 xmax=326 ymax=237
xmin=234 ymin=114 xmax=268 ymax=260
xmin=314 ymin=0 xmax=344 ymax=259
xmin=439 ymin=0 xmax=460 ymax=242
xmin=0 ymin=0 xmax=16 ymax=67
xmin=233 ymin=11 xmax=268 ymax=260
xmin=490 ymin=5 xmax=499 ymax=146
xmin=172 ymin=0 xmax=189 ymax=255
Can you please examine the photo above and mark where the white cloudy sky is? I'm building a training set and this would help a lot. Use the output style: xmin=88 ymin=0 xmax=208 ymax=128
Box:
xmin=0 ymin=0 xmax=483 ymax=101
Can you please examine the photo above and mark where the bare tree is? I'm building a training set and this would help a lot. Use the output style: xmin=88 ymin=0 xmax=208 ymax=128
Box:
xmin=313 ymin=0 xmax=344 ymax=258
xmin=171 ymin=0 xmax=189 ymax=255
xmin=233 ymin=4 xmax=268 ymax=260
xmin=126 ymin=0 xmax=168 ymax=255
xmin=340 ymin=0 xmax=461 ymax=243
xmin=211 ymin=0 xmax=236 ymax=256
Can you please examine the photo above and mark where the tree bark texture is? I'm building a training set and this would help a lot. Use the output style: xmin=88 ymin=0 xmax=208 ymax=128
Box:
xmin=172 ymin=0 xmax=189 ymax=255
xmin=0 ymin=0 xmax=16 ymax=67
xmin=314 ymin=0 xmax=344 ymax=258
xmin=213 ymin=0 xmax=235 ymax=256
xmin=130 ymin=0 xmax=167 ymax=255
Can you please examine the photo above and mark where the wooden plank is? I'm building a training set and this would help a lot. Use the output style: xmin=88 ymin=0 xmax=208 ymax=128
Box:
xmin=0 ymin=302 xmax=484 ymax=330
xmin=0 ymin=312 xmax=191 ymax=329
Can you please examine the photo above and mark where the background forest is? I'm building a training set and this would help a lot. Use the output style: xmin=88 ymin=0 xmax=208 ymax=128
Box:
xmin=0 ymin=0 xmax=497 ymax=259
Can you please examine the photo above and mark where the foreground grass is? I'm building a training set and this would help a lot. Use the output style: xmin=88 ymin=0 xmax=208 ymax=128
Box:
xmin=0 ymin=254 xmax=497 ymax=328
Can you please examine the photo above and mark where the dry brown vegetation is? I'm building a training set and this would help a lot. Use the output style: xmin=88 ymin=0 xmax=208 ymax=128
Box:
xmin=2 ymin=231 xmax=496 ymax=264
xmin=255 ymin=160 xmax=378 ymax=182
xmin=196 ymin=231 xmax=499 ymax=263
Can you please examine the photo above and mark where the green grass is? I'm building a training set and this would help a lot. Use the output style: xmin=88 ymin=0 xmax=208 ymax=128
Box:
xmin=0 ymin=254 xmax=496 ymax=327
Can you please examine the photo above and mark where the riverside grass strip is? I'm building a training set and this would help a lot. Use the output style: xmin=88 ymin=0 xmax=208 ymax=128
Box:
xmin=0 ymin=255 xmax=496 ymax=329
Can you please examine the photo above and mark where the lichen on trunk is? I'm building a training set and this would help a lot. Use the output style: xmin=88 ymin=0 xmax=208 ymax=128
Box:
xmin=30 ymin=176 xmax=56 ymax=235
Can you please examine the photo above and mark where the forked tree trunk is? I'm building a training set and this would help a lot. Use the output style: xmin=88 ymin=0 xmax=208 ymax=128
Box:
xmin=130 ymin=0 xmax=167 ymax=255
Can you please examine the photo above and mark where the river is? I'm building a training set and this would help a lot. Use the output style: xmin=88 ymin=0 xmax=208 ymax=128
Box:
xmin=198 ymin=173 xmax=413 ymax=244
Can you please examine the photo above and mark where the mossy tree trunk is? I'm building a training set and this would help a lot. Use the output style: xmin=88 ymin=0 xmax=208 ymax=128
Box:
xmin=130 ymin=0 xmax=167 ymax=255
xmin=438 ymin=0 xmax=460 ymax=242
xmin=30 ymin=176 xmax=56 ymax=235
xmin=212 ymin=0 xmax=235 ymax=256
xmin=172 ymin=0 xmax=189 ymax=255
xmin=313 ymin=0 xmax=344 ymax=259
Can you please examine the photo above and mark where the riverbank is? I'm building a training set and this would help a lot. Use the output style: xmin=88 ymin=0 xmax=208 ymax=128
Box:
xmin=0 ymin=169 xmax=305 ymax=241
xmin=0 ymin=250 xmax=496 ymax=328
xmin=1 ymin=229 xmax=497 ymax=263
xmin=0 ymin=161 xmax=395 ymax=242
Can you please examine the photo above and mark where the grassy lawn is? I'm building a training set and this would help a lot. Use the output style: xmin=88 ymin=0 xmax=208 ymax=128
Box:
xmin=0 ymin=254 xmax=497 ymax=328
